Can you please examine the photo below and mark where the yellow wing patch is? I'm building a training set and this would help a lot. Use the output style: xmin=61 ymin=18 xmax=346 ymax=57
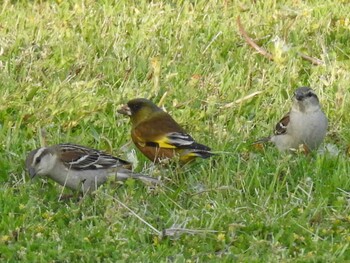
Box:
xmin=134 ymin=133 xmax=176 ymax=149
xmin=154 ymin=137 xmax=177 ymax=149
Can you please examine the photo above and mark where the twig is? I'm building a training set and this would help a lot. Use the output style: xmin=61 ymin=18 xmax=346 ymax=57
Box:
xmin=294 ymin=222 xmax=325 ymax=241
xmin=236 ymin=16 xmax=274 ymax=61
xmin=221 ymin=91 xmax=263 ymax=109
xmin=162 ymin=228 xmax=222 ymax=238
xmin=337 ymin=187 xmax=350 ymax=197
xmin=298 ymin=52 xmax=324 ymax=66
xmin=202 ymin=31 xmax=223 ymax=54
xmin=237 ymin=16 xmax=325 ymax=66
xmin=158 ymin=92 xmax=168 ymax=108
xmin=190 ymin=186 xmax=233 ymax=197
xmin=102 ymin=193 xmax=222 ymax=239
xmin=103 ymin=193 xmax=162 ymax=236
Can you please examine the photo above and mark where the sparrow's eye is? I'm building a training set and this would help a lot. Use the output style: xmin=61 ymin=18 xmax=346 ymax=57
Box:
xmin=35 ymin=157 xmax=41 ymax=164
xmin=306 ymin=92 xmax=314 ymax=97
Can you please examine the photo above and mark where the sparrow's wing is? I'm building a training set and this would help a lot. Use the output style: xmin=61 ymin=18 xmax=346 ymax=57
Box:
xmin=57 ymin=144 xmax=131 ymax=170
xmin=253 ymin=112 xmax=291 ymax=145
xmin=274 ymin=113 xmax=290 ymax=135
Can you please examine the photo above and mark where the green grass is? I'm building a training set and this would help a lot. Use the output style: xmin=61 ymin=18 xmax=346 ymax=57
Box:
xmin=1 ymin=0 xmax=350 ymax=261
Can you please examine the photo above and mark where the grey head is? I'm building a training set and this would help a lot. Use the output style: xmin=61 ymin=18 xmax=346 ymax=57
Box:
xmin=292 ymin=87 xmax=321 ymax=113
xmin=25 ymin=147 xmax=56 ymax=178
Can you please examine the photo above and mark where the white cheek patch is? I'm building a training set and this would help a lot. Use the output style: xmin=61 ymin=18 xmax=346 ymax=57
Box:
xmin=36 ymin=152 xmax=57 ymax=175
xmin=32 ymin=147 xmax=47 ymax=166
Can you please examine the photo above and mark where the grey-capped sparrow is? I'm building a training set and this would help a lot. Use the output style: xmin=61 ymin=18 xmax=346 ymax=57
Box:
xmin=25 ymin=143 xmax=161 ymax=193
xmin=257 ymin=87 xmax=328 ymax=152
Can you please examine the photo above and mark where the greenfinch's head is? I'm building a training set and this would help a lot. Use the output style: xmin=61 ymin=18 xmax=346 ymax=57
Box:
xmin=118 ymin=98 xmax=162 ymax=126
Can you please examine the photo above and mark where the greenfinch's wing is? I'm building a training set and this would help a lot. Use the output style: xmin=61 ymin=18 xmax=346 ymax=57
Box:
xmin=133 ymin=115 xmax=212 ymax=153
xmin=133 ymin=113 xmax=199 ymax=149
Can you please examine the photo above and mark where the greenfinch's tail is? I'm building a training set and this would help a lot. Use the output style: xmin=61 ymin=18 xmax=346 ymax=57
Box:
xmin=180 ymin=142 xmax=215 ymax=162
xmin=189 ymin=149 xmax=215 ymax=159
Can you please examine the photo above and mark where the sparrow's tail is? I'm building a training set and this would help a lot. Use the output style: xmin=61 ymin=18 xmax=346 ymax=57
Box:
xmin=116 ymin=169 xmax=162 ymax=185
xmin=252 ymin=136 xmax=271 ymax=144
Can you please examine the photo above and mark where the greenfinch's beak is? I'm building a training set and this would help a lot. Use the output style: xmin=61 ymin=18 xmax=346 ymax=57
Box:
xmin=117 ymin=104 xmax=131 ymax=116
xmin=28 ymin=167 xmax=37 ymax=179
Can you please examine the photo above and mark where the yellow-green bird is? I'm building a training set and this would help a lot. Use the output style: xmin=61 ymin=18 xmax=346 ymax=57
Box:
xmin=117 ymin=98 xmax=214 ymax=164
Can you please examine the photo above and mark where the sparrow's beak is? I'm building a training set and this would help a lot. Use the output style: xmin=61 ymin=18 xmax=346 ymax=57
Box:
xmin=294 ymin=90 xmax=305 ymax=101
xmin=28 ymin=167 xmax=37 ymax=179
xmin=117 ymin=104 xmax=132 ymax=116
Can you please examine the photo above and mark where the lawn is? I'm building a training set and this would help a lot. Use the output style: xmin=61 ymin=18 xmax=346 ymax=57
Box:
xmin=0 ymin=0 xmax=349 ymax=262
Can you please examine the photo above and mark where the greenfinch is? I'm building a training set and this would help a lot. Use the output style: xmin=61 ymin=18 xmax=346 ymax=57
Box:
xmin=117 ymin=98 xmax=213 ymax=164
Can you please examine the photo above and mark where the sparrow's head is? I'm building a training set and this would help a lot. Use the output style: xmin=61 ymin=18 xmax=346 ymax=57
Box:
xmin=117 ymin=98 xmax=162 ymax=126
xmin=25 ymin=147 xmax=57 ymax=178
xmin=292 ymin=87 xmax=321 ymax=112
